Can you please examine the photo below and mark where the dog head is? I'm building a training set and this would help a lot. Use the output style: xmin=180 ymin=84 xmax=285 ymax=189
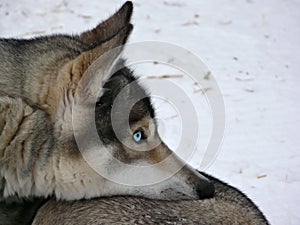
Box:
xmin=56 ymin=1 xmax=214 ymax=201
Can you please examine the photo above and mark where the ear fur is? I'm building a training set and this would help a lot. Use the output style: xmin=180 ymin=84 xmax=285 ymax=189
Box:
xmin=79 ymin=1 xmax=133 ymax=46
xmin=69 ymin=24 xmax=132 ymax=91
xmin=51 ymin=3 xmax=133 ymax=117
xmin=68 ymin=2 xmax=134 ymax=91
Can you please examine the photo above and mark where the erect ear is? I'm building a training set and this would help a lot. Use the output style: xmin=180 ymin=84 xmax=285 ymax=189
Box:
xmin=52 ymin=3 xmax=133 ymax=116
xmin=79 ymin=1 xmax=133 ymax=46
xmin=63 ymin=24 xmax=132 ymax=97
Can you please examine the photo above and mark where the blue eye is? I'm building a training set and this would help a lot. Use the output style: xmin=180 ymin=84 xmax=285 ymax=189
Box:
xmin=133 ymin=131 xmax=142 ymax=143
xmin=133 ymin=130 xmax=145 ymax=143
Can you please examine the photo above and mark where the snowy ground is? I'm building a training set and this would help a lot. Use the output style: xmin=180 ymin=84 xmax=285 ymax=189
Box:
xmin=1 ymin=0 xmax=299 ymax=224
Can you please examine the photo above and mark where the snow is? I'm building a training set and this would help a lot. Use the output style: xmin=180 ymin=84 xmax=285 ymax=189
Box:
xmin=1 ymin=0 xmax=300 ymax=224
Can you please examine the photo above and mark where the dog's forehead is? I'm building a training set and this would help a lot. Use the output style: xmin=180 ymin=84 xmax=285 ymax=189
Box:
xmin=99 ymin=65 xmax=155 ymax=120
xmin=130 ymin=115 xmax=155 ymax=131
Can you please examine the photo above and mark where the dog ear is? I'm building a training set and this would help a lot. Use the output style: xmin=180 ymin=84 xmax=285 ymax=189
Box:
xmin=72 ymin=23 xmax=132 ymax=77
xmin=60 ymin=23 xmax=132 ymax=99
xmin=79 ymin=1 xmax=133 ymax=46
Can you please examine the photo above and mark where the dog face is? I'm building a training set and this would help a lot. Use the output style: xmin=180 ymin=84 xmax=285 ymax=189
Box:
xmin=62 ymin=2 xmax=214 ymax=201
xmin=90 ymin=62 xmax=214 ymax=200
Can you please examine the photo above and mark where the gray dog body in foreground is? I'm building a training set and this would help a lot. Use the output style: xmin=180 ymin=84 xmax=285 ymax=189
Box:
xmin=32 ymin=172 xmax=269 ymax=225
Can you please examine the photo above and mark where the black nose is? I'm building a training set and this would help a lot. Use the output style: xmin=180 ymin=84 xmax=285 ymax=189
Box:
xmin=195 ymin=179 xmax=215 ymax=199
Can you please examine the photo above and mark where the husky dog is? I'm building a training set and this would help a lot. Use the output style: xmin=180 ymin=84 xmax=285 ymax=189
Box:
xmin=0 ymin=2 xmax=269 ymax=225
xmin=32 ymin=172 xmax=269 ymax=225
xmin=0 ymin=1 xmax=214 ymax=205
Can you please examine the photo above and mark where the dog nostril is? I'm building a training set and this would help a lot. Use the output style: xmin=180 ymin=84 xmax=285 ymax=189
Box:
xmin=196 ymin=180 xmax=215 ymax=199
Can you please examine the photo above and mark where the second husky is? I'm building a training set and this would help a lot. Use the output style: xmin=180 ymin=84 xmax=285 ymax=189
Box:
xmin=32 ymin=172 xmax=270 ymax=225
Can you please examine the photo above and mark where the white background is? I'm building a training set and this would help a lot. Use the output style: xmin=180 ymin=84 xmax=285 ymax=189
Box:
xmin=0 ymin=0 xmax=299 ymax=224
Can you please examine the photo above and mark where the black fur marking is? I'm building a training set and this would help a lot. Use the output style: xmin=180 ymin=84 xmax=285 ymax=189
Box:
xmin=95 ymin=66 xmax=155 ymax=144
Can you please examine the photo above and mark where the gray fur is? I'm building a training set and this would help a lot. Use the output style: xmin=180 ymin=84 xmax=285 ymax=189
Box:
xmin=32 ymin=173 xmax=269 ymax=225
xmin=0 ymin=2 xmax=136 ymax=202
